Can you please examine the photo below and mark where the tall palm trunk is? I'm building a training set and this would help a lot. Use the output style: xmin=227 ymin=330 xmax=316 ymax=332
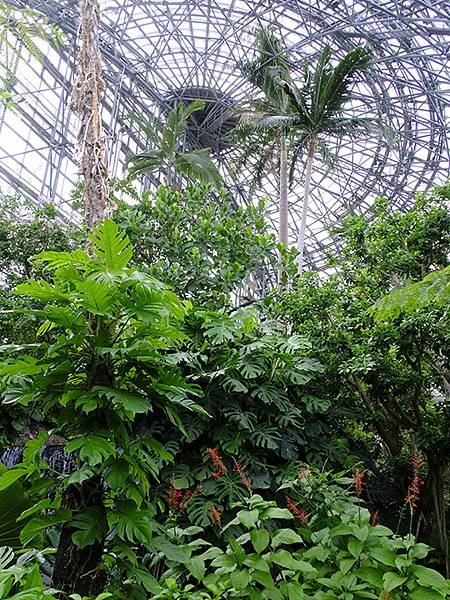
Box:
xmin=278 ymin=133 xmax=288 ymax=286
xmin=297 ymin=137 xmax=315 ymax=274
xmin=52 ymin=1 xmax=109 ymax=595
xmin=278 ymin=133 xmax=288 ymax=246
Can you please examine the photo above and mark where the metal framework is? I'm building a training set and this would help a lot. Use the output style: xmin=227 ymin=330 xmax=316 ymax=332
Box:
xmin=1 ymin=0 xmax=449 ymax=268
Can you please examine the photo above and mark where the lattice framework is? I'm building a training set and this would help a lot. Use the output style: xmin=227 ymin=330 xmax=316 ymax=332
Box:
xmin=1 ymin=0 xmax=449 ymax=268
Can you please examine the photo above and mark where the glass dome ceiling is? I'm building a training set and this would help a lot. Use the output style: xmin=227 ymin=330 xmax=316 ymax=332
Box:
xmin=1 ymin=0 xmax=449 ymax=268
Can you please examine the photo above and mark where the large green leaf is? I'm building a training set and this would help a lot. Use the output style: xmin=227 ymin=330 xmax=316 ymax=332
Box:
xmin=32 ymin=249 xmax=89 ymax=271
xmin=76 ymin=279 xmax=116 ymax=315
xmin=126 ymin=149 xmax=164 ymax=178
xmin=109 ymin=507 xmax=155 ymax=545
xmin=89 ymin=219 xmax=133 ymax=270
xmin=14 ymin=280 xmax=69 ymax=303
xmin=71 ymin=507 xmax=107 ymax=549
xmin=65 ymin=435 xmax=116 ymax=466
xmin=93 ymin=386 xmax=150 ymax=417
xmin=0 ymin=466 xmax=32 ymax=549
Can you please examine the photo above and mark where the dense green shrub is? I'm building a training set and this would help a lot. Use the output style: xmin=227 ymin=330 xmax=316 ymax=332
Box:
xmin=0 ymin=220 xmax=328 ymax=597
xmin=113 ymin=182 xmax=277 ymax=308
xmin=149 ymin=468 xmax=450 ymax=600
xmin=270 ymin=182 xmax=450 ymax=566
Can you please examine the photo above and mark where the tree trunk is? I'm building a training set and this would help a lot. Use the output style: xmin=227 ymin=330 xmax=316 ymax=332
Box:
xmin=52 ymin=1 xmax=110 ymax=595
xmin=278 ymin=133 xmax=288 ymax=286
xmin=52 ymin=356 xmax=114 ymax=595
xmin=71 ymin=0 xmax=110 ymax=231
xmin=278 ymin=133 xmax=288 ymax=246
xmin=51 ymin=478 xmax=107 ymax=597
xmin=297 ymin=137 xmax=315 ymax=274
xmin=423 ymin=452 xmax=449 ymax=578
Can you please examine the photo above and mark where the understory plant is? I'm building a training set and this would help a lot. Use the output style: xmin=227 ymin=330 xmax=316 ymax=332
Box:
xmin=0 ymin=220 xmax=206 ymax=595
xmin=0 ymin=217 xmax=331 ymax=598
xmin=151 ymin=467 xmax=450 ymax=600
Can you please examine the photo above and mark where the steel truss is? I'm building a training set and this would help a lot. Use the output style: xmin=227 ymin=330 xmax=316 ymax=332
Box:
xmin=0 ymin=0 xmax=449 ymax=268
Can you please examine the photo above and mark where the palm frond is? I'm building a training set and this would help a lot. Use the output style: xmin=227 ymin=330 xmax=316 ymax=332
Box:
xmin=0 ymin=2 xmax=62 ymax=106
xmin=279 ymin=80 xmax=312 ymax=127
xmin=176 ymin=149 xmax=222 ymax=189
xmin=315 ymin=47 xmax=372 ymax=124
xmin=238 ymin=26 xmax=291 ymax=108
xmin=315 ymin=138 xmax=338 ymax=172
xmin=125 ymin=149 xmax=164 ymax=178
xmin=326 ymin=116 xmax=382 ymax=139
xmin=126 ymin=112 xmax=163 ymax=142
xmin=241 ymin=113 xmax=299 ymax=131
xmin=179 ymin=98 xmax=205 ymax=121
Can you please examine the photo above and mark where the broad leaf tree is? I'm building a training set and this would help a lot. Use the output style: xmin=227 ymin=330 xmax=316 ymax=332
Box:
xmin=113 ymin=182 xmax=277 ymax=308
xmin=0 ymin=221 xmax=205 ymax=595
xmin=272 ymin=182 xmax=450 ymax=572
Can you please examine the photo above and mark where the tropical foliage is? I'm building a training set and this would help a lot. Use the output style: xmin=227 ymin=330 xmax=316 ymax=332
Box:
xmin=113 ymin=182 xmax=277 ymax=308
xmin=0 ymin=2 xmax=62 ymax=105
xmin=0 ymin=3 xmax=448 ymax=596
xmin=236 ymin=28 xmax=380 ymax=270
xmin=125 ymin=101 xmax=222 ymax=189
xmin=153 ymin=470 xmax=450 ymax=600
xmin=270 ymin=181 xmax=450 ymax=573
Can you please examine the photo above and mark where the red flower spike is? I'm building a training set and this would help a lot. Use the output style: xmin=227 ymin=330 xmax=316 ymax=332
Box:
xmin=410 ymin=456 xmax=426 ymax=473
xmin=285 ymin=496 xmax=308 ymax=524
xmin=209 ymin=503 xmax=222 ymax=526
xmin=168 ymin=486 xmax=195 ymax=513
xmin=232 ymin=458 xmax=252 ymax=491
xmin=405 ymin=474 xmax=424 ymax=508
xmin=207 ymin=447 xmax=227 ymax=478
xmin=354 ymin=469 xmax=365 ymax=497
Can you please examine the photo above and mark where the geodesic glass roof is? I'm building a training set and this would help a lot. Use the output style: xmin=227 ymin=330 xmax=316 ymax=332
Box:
xmin=1 ymin=0 xmax=449 ymax=268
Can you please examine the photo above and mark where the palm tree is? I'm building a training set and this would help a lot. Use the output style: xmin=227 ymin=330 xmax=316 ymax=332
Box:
xmin=236 ymin=27 xmax=292 ymax=249
xmin=282 ymin=45 xmax=374 ymax=272
xmin=237 ymin=30 xmax=377 ymax=273
xmin=125 ymin=100 xmax=223 ymax=189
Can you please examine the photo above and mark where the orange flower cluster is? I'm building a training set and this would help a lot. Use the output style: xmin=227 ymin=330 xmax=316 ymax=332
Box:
xmin=410 ymin=456 xmax=426 ymax=472
xmin=209 ymin=503 xmax=222 ymax=526
xmin=285 ymin=496 xmax=308 ymax=524
xmin=381 ymin=590 xmax=390 ymax=600
xmin=169 ymin=487 xmax=191 ymax=513
xmin=354 ymin=469 xmax=365 ymax=497
xmin=207 ymin=447 xmax=227 ymax=478
xmin=232 ymin=458 xmax=252 ymax=491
